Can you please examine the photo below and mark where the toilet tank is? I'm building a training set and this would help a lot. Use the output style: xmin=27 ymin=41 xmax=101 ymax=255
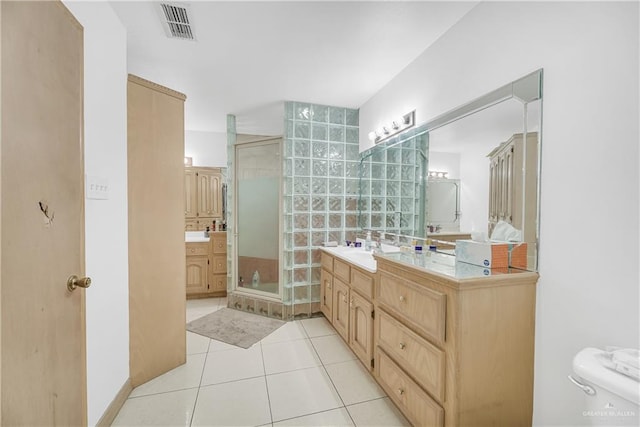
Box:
xmin=571 ymin=347 xmax=640 ymax=426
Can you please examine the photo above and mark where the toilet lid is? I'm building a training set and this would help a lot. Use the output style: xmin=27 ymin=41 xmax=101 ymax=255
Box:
xmin=573 ymin=348 xmax=640 ymax=405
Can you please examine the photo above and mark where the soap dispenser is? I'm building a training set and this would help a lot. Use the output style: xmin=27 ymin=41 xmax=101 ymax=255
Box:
xmin=252 ymin=270 xmax=260 ymax=288
xmin=365 ymin=230 xmax=372 ymax=251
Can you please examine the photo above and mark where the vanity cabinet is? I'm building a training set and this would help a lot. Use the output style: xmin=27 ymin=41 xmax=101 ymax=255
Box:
xmin=374 ymin=256 xmax=538 ymax=427
xmin=186 ymin=232 xmax=227 ymax=298
xmin=184 ymin=167 xmax=223 ymax=231
xmin=487 ymin=132 xmax=538 ymax=241
xmin=321 ymin=251 xmax=375 ymax=370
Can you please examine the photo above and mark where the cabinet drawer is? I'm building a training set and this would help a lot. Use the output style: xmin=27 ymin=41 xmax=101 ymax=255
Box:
xmin=377 ymin=310 xmax=445 ymax=402
xmin=186 ymin=242 xmax=208 ymax=256
xmin=377 ymin=348 xmax=444 ymax=427
xmin=210 ymin=274 xmax=227 ymax=292
xmin=321 ymin=253 xmax=333 ymax=272
xmin=211 ymin=234 xmax=226 ymax=254
xmin=351 ymin=268 xmax=373 ymax=300
xmin=334 ymin=258 xmax=351 ymax=283
xmin=211 ymin=254 xmax=226 ymax=274
xmin=378 ymin=272 xmax=446 ymax=344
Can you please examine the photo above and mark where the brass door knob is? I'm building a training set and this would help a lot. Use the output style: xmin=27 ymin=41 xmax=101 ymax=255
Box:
xmin=67 ymin=275 xmax=91 ymax=292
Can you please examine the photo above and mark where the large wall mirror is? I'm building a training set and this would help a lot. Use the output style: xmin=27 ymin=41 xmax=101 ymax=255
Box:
xmin=359 ymin=69 xmax=543 ymax=271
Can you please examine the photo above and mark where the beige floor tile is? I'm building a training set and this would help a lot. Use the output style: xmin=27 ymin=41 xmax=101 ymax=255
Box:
xmin=201 ymin=344 xmax=264 ymax=385
xmin=187 ymin=331 xmax=211 ymax=355
xmin=300 ymin=316 xmax=337 ymax=338
xmin=346 ymin=397 xmax=410 ymax=427
xmin=191 ymin=377 xmax=271 ymax=427
xmin=266 ymin=366 xmax=343 ymax=422
xmin=111 ymin=388 xmax=198 ymax=426
xmin=260 ymin=320 xmax=307 ymax=344
xmin=325 ymin=360 xmax=385 ymax=405
xmin=129 ymin=353 xmax=206 ymax=397
xmin=310 ymin=335 xmax=357 ymax=365
xmin=262 ymin=339 xmax=321 ymax=375
xmin=273 ymin=407 xmax=354 ymax=426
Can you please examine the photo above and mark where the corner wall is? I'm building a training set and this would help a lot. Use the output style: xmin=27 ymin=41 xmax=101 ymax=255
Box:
xmin=360 ymin=2 xmax=639 ymax=425
xmin=185 ymin=130 xmax=227 ymax=167
xmin=62 ymin=2 xmax=130 ymax=425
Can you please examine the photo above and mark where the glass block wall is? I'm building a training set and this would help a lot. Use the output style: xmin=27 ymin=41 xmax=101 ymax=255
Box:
xmin=359 ymin=128 xmax=429 ymax=238
xmin=226 ymin=115 xmax=236 ymax=292
xmin=283 ymin=101 xmax=360 ymax=318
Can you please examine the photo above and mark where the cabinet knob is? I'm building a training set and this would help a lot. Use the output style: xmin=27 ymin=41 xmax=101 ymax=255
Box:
xmin=350 ymin=298 xmax=354 ymax=307
xmin=190 ymin=248 xmax=195 ymax=253
xmin=399 ymin=295 xmax=406 ymax=303
xmin=397 ymin=388 xmax=405 ymax=396
xmin=343 ymin=297 xmax=348 ymax=304
xmin=399 ymin=342 xmax=406 ymax=350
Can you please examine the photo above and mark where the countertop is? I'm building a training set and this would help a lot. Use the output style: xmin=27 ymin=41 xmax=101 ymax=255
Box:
xmin=321 ymin=245 xmax=533 ymax=280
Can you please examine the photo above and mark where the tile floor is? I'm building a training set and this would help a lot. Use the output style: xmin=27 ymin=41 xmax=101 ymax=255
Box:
xmin=113 ymin=297 xmax=410 ymax=427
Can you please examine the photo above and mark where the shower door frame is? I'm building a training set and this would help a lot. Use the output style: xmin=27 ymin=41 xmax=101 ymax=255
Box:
xmin=233 ymin=137 xmax=283 ymax=301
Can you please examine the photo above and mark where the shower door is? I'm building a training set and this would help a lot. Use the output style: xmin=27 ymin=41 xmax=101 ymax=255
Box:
xmin=234 ymin=138 xmax=282 ymax=298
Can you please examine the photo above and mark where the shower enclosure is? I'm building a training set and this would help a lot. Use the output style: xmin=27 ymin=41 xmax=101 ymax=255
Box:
xmin=234 ymin=138 xmax=282 ymax=298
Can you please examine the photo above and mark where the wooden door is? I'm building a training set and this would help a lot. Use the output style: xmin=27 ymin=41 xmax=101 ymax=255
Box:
xmin=127 ymin=75 xmax=186 ymax=387
xmin=349 ymin=291 xmax=374 ymax=369
xmin=332 ymin=279 xmax=350 ymax=342
xmin=186 ymin=256 xmax=209 ymax=295
xmin=197 ymin=169 xmax=221 ymax=218
xmin=320 ymin=269 xmax=333 ymax=320
xmin=184 ymin=168 xmax=197 ymax=219
xmin=1 ymin=1 xmax=86 ymax=424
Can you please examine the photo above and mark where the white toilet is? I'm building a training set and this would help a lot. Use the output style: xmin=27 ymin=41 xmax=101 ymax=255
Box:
xmin=571 ymin=347 xmax=640 ymax=426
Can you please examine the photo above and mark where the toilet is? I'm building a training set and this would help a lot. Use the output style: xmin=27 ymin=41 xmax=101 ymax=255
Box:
xmin=571 ymin=347 xmax=640 ymax=426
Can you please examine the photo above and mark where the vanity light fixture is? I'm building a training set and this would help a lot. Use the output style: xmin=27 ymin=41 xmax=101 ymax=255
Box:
xmin=368 ymin=110 xmax=415 ymax=144
xmin=184 ymin=156 xmax=193 ymax=166
xmin=428 ymin=170 xmax=448 ymax=179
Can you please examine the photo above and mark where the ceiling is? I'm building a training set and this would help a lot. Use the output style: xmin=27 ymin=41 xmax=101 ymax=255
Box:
xmin=110 ymin=1 xmax=478 ymax=135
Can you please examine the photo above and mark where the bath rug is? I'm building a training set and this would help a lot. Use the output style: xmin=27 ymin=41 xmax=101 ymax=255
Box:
xmin=187 ymin=308 xmax=285 ymax=349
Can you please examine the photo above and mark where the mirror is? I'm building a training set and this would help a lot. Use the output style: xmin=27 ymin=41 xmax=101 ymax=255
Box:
xmin=359 ymin=70 xmax=542 ymax=271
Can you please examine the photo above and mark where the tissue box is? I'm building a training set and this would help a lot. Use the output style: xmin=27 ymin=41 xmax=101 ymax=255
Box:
xmin=507 ymin=242 xmax=528 ymax=270
xmin=456 ymin=240 xmax=529 ymax=269
xmin=455 ymin=240 xmax=509 ymax=269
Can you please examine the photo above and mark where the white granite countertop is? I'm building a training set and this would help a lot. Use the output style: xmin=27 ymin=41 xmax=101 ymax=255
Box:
xmin=320 ymin=243 xmax=400 ymax=273
xmin=185 ymin=231 xmax=209 ymax=243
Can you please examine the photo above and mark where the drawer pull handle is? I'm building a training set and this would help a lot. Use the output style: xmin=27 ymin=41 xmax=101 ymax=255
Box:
xmin=399 ymin=295 xmax=406 ymax=303
xmin=399 ymin=342 xmax=406 ymax=350
xmin=397 ymin=388 xmax=405 ymax=396
xmin=190 ymin=249 xmax=195 ymax=253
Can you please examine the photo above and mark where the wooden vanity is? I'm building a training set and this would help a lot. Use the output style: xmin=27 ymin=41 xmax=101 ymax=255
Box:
xmin=320 ymin=249 xmax=538 ymax=426
xmin=185 ymin=231 xmax=227 ymax=298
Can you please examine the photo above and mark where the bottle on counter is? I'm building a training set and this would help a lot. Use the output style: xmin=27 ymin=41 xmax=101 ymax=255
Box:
xmin=204 ymin=226 xmax=210 ymax=238
xmin=252 ymin=270 xmax=260 ymax=288
xmin=365 ymin=230 xmax=372 ymax=251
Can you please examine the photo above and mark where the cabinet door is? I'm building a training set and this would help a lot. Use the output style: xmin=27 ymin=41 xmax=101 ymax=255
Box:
xmin=320 ymin=269 xmax=333 ymax=320
xmin=332 ymin=279 xmax=350 ymax=342
xmin=184 ymin=169 xmax=198 ymax=218
xmin=349 ymin=291 xmax=374 ymax=369
xmin=211 ymin=233 xmax=227 ymax=254
xmin=197 ymin=169 xmax=222 ymax=218
xmin=185 ymin=219 xmax=198 ymax=231
xmin=211 ymin=254 xmax=226 ymax=274
xmin=210 ymin=274 xmax=227 ymax=293
xmin=186 ymin=255 xmax=208 ymax=295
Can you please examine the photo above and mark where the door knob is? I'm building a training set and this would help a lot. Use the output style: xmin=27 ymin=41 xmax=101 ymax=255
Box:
xmin=67 ymin=275 xmax=92 ymax=292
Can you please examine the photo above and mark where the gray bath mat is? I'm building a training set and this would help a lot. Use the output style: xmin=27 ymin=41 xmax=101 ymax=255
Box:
xmin=186 ymin=308 xmax=285 ymax=349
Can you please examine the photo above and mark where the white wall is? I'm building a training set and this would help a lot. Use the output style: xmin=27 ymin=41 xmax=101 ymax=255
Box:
xmin=185 ymin=130 xmax=227 ymax=167
xmin=63 ymin=2 xmax=130 ymax=425
xmin=360 ymin=2 xmax=639 ymax=425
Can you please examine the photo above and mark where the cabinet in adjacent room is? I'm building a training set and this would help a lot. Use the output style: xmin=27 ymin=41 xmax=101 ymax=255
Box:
xmin=184 ymin=167 xmax=223 ymax=231
xmin=186 ymin=232 xmax=227 ymax=299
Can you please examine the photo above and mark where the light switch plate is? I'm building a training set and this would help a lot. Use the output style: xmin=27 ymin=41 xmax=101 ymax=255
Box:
xmin=86 ymin=175 xmax=109 ymax=200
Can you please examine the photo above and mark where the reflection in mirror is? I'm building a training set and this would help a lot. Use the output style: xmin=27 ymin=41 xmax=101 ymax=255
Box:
xmin=359 ymin=69 xmax=542 ymax=271
xmin=235 ymin=138 xmax=282 ymax=296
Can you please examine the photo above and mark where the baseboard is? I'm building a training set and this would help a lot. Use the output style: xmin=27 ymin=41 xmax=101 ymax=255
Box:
xmin=96 ymin=377 xmax=132 ymax=427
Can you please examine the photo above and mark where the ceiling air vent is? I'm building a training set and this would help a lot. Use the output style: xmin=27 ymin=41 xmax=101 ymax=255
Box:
xmin=159 ymin=2 xmax=195 ymax=41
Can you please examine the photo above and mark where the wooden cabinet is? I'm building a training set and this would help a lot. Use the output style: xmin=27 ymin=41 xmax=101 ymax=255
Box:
xmin=186 ymin=232 xmax=227 ymax=298
xmin=374 ymin=256 xmax=538 ymax=426
xmin=487 ymin=132 xmax=538 ymax=242
xmin=321 ymin=251 xmax=375 ymax=370
xmin=184 ymin=167 xmax=223 ymax=231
